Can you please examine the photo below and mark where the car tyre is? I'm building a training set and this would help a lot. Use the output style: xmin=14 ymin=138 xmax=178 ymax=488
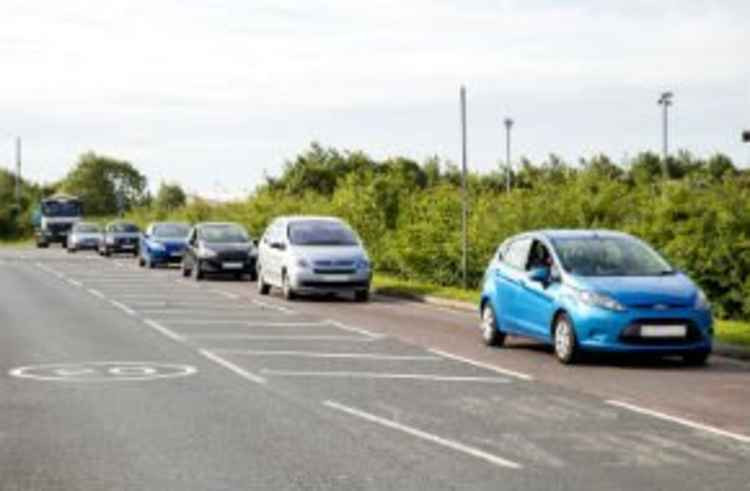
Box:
xmin=282 ymin=272 xmax=296 ymax=301
xmin=354 ymin=289 xmax=370 ymax=303
xmin=257 ymin=269 xmax=271 ymax=295
xmin=147 ymin=257 xmax=156 ymax=269
xmin=181 ymin=261 xmax=191 ymax=278
xmin=683 ymin=351 xmax=710 ymax=366
xmin=138 ymin=256 xmax=145 ymax=267
xmin=194 ymin=260 xmax=204 ymax=281
xmin=553 ymin=313 xmax=579 ymax=364
xmin=481 ymin=303 xmax=506 ymax=347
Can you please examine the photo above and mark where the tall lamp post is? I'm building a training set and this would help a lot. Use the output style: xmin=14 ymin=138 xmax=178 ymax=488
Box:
xmin=460 ymin=86 xmax=468 ymax=289
xmin=503 ymin=118 xmax=513 ymax=192
xmin=1 ymin=131 xmax=22 ymax=210
xmin=657 ymin=91 xmax=673 ymax=178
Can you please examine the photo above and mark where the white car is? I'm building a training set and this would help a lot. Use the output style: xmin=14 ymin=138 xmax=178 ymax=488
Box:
xmin=66 ymin=222 xmax=103 ymax=252
xmin=256 ymin=216 xmax=372 ymax=302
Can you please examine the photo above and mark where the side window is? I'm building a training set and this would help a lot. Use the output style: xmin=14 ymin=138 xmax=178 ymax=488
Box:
xmin=526 ymin=240 xmax=554 ymax=271
xmin=504 ymin=238 xmax=532 ymax=270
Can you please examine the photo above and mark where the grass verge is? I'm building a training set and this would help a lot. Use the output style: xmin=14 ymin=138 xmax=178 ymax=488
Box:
xmin=0 ymin=237 xmax=33 ymax=247
xmin=372 ymin=273 xmax=750 ymax=350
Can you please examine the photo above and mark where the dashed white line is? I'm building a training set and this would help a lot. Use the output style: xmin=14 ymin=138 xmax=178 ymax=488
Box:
xmin=142 ymin=318 xmax=185 ymax=342
xmin=323 ymin=400 xmax=522 ymax=469
xmin=210 ymin=350 xmax=442 ymax=361
xmin=210 ymin=289 xmax=240 ymax=300
xmin=427 ymin=349 xmax=534 ymax=382
xmin=327 ymin=320 xmax=383 ymax=339
xmin=66 ymin=278 xmax=83 ymax=287
xmin=185 ymin=334 xmax=378 ymax=341
xmin=251 ymin=299 xmax=295 ymax=315
xmin=87 ymin=288 xmax=105 ymax=299
xmin=263 ymin=370 xmax=509 ymax=383
xmin=199 ymin=350 xmax=267 ymax=385
xmin=110 ymin=300 xmax=136 ymax=316
xmin=606 ymin=400 xmax=750 ymax=444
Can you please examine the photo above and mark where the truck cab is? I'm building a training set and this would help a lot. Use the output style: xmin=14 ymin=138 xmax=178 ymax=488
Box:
xmin=34 ymin=195 xmax=83 ymax=248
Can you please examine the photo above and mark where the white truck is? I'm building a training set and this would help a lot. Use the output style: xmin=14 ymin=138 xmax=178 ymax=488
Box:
xmin=33 ymin=195 xmax=83 ymax=248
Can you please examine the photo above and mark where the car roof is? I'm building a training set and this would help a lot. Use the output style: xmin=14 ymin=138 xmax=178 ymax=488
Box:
xmin=149 ymin=221 xmax=189 ymax=226
xmin=195 ymin=222 xmax=244 ymax=228
xmin=107 ymin=220 xmax=137 ymax=226
xmin=74 ymin=222 xmax=100 ymax=228
xmin=279 ymin=215 xmax=344 ymax=223
xmin=533 ymin=229 xmax=633 ymax=241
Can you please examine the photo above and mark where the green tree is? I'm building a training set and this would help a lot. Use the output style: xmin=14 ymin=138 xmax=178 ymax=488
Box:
xmin=154 ymin=182 xmax=187 ymax=212
xmin=60 ymin=152 xmax=147 ymax=215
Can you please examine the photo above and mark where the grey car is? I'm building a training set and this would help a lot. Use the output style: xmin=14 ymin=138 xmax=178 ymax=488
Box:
xmin=67 ymin=222 xmax=103 ymax=252
xmin=256 ymin=216 xmax=372 ymax=302
xmin=99 ymin=221 xmax=141 ymax=257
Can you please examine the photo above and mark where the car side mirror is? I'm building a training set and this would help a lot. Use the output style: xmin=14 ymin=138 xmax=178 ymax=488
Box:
xmin=270 ymin=241 xmax=286 ymax=251
xmin=253 ymin=239 xmax=259 ymax=247
xmin=528 ymin=267 xmax=550 ymax=283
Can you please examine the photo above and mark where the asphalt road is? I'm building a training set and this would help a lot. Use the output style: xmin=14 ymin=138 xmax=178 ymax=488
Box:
xmin=1 ymin=247 xmax=749 ymax=490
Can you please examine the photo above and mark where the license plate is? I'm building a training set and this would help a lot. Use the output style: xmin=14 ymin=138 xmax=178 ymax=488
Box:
xmin=641 ymin=325 xmax=687 ymax=338
xmin=223 ymin=262 xmax=243 ymax=270
xmin=170 ymin=251 xmax=183 ymax=257
xmin=121 ymin=244 xmax=135 ymax=249
xmin=320 ymin=275 xmax=350 ymax=282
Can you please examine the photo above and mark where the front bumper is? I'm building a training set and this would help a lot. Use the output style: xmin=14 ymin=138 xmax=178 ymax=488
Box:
xmin=70 ymin=240 xmax=100 ymax=250
xmin=147 ymin=248 xmax=186 ymax=264
xmin=199 ymin=256 xmax=256 ymax=274
xmin=289 ymin=268 xmax=371 ymax=293
xmin=570 ymin=305 xmax=713 ymax=354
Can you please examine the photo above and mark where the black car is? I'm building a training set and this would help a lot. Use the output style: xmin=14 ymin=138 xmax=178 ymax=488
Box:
xmin=181 ymin=222 xmax=258 ymax=280
xmin=100 ymin=221 xmax=141 ymax=257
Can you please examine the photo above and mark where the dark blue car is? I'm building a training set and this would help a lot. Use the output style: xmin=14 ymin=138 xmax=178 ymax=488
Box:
xmin=139 ymin=222 xmax=191 ymax=268
xmin=479 ymin=230 xmax=713 ymax=365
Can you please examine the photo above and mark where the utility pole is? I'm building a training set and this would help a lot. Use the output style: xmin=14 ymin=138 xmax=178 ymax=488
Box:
xmin=460 ymin=86 xmax=468 ymax=290
xmin=657 ymin=91 xmax=673 ymax=178
xmin=503 ymin=118 xmax=513 ymax=192
xmin=14 ymin=136 xmax=21 ymax=208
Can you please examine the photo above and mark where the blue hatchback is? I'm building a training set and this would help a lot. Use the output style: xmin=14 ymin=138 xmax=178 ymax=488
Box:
xmin=139 ymin=222 xmax=191 ymax=268
xmin=479 ymin=230 xmax=712 ymax=365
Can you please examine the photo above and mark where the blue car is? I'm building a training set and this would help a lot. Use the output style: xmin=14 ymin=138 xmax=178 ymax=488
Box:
xmin=139 ymin=222 xmax=191 ymax=268
xmin=479 ymin=230 xmax=712 ymax=365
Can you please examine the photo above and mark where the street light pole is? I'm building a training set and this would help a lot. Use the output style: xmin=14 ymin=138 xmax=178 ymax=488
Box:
xmin=15 ymin=136 xmax=22 ymax=207
xmin=460 ymin=86 xmax=468 ymax=290
xmin=657 ymin=91 xmax=673 ymax=178
xmin=503 ymin=118 xmax=513 ymax=192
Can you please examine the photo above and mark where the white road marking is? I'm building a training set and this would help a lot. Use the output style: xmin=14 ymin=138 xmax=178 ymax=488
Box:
xmin=87 ymin=288 xmax=105 ymax=299
xmin=251 ymin=299 xmax=295 ymax=315
xmin=142 ymin=318 xmax=185 ymax=342
xmin=186 ymin=334 xmax=378 ymax=341
xmin=210 ymin=350 xmax=442 ymax=361
xmin=263 ymin=370 xmax=510 ymax=383
xmin=66 ymin=278 xmax=83 ymax=287
xmin=199 ymin=350 xmax=267 ymax=384
xmin=327 ymin=320 xmax=383 ymax=339
xmin=110 ymin=300 xmax=136 ymax=316
xmin=427 ymin=349 xmax=533 ymax=382
xmin=606 ymin=400 xmax=750 ymax=444
xmin=323 ymin=400 xmax=522 ymax=469
xmin=147 ymin=319 xmax=273 ymax=325
xmin=210 ymin=289 xmax=240 ymax=300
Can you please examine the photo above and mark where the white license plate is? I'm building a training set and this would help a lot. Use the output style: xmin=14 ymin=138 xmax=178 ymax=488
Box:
xmin=222 ymin=262 xmax=244 ymax=270
xmin=641 ymin=325 xmax=687 ymax=338
xmin=320 ymin=275 xmax=351 ymax=282
xmin=121 ymin=244 xmax=135 ymax=249
xmin=170 ymin=251 xmax=183 ymax=257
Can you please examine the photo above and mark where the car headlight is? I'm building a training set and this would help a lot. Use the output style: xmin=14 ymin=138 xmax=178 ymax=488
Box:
xmin=150 ymin=241 xmax=165 ymax=251
xmin=356 ymin=259 xmax=370 ymax=270
xmin=694 ymin=289 xmax=710 ymax=311
xmin=199 ymin=246 xmax=217 ymax=259
xmin=574 ymin=288 xmax=626 ymax=312
xmin=296 ymin=257 xmax=309 ymax=269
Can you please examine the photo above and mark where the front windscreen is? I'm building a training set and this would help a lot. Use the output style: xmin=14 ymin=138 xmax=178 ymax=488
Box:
xmin=110 ymin=223 xmax=140 ymax=233
xmin=288 ymin=220 xmax=358 ymax=246
xmin=153 ymin=223 xmax=190 ymax=238
xmin=199 ymin=225 xmax=248 ymax=243
xmin=42 ymin=201 xmax=82 ymax=217
xmin=552 ymin=236 xmax=673 ymax=277
xmin=74 ymin=224 xmax=100 ymax=233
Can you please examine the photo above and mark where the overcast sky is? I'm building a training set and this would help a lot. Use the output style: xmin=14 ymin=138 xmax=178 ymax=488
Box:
xmin=1 ymin=0 xmax=748 ymax=198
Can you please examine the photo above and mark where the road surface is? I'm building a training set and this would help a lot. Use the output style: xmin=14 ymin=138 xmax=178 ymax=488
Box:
xmin=1 ymin=248 xmax=748 ymax=490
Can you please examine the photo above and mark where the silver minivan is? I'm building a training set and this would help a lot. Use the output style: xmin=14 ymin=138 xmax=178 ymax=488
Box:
xmin=256 ymin=216 xmax=372 ymax=302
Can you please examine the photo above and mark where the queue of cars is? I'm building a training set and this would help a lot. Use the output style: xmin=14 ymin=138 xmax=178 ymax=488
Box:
xmin=63 ymin=217 xmax=713 ymax=365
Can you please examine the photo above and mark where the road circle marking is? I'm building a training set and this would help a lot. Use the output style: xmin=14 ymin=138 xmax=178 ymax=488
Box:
xmin=9 ymin=362 xmax=197 ymax=382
